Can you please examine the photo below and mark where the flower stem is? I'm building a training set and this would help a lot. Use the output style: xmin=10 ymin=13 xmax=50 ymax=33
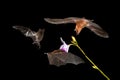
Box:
xmin=76 ymin=45 xmax=110 ymax=80
xmin=71 ymin=36 xmax=110 ymax=80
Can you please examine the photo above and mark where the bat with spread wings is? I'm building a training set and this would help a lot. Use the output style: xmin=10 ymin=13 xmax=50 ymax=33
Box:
xmin=45 ymin=37 xmax=85 ymax=67
xmin=13 ymin=26 xmax=45 ymax=48
xmin=44 ymin=17 xmax=109 ymax=38
xmin=46 ymin=50 xmax=85 ymax=67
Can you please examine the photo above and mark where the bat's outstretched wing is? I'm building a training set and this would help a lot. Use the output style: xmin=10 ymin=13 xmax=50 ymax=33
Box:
xmin=13 ymin=26 xmax=45 ymax=48
xmin=12 ymin=26 xmax=34 ymax=37
xmin=47 ymin=50 xmax=85 ymax=67
xmin=37 ymin=29 xmax=45 ymax=42
xmin=55 ymin=52 xmax=85 ymax=65
xmin=33 ymin=29 xmax=45 ymax=48
xmin=44 ymin=17 xmax=80 ymax=24
xmin=86 ymin=22 xmax=109 ymax=38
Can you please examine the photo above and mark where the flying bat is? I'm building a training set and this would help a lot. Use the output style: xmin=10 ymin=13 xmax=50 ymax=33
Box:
xmin=45 ymin=49 xmax=85 ymax=67
xmin=44 ymin=17 xmax=109 ymax=38
xmin=13 ymin=26 xmax=45 ymax=48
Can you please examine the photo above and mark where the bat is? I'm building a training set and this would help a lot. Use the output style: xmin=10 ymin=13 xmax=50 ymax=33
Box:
xmin=44 ymin=17 xmax=109 ymax=38
xmin=13 ymin=26 xmax=45 ymax=48
xmin=45 ymin=49 xmax=85 ymax=67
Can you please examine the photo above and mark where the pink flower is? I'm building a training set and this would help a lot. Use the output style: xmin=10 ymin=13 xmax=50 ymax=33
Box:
xmin=59 ymin=37 xmax=70 ymax=53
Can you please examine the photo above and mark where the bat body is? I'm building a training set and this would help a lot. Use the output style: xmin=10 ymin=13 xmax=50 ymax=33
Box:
xmin=13 ymin=26 xmax=45 ymax=48
xmin=46 ymin=49 xmax=85 ymax=67
xmin=44 ymin=17 xmax=109 ymax=38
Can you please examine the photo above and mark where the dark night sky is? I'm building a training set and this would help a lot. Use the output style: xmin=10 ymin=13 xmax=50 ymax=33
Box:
xmin=2 ymin=1 xmax=117 ymax=80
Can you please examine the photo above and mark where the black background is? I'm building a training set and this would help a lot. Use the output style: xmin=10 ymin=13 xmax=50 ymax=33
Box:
xmin=2 ymin=1 xmax=117 ymax=80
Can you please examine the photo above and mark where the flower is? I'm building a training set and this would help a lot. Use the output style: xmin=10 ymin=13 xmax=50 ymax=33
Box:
xmin=71 ymin=36 xmax=78 ymax=46
xmin=59 ymin=37 xmax=70 ymax=53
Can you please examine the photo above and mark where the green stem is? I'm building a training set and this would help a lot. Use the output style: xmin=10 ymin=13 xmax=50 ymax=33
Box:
xmin=75 ymin=44 xmax=110 ymax=80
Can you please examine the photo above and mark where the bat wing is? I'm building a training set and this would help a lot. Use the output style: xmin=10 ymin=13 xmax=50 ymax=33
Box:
xmin=12 ymin=26 xmax=34 ymax=37
xmin=47 ymin=50 xmax=85 ymax=67
xmin=86 ymin=22 xmax=109 ymax=38
xmin=13 ymin=25 xmax=42 ymax=48
xmin=47 ymin=53 xmax=66 ymax=66
xmin=32 ymin=29 xmax=45 ymax=48
xmin=13 ymin=26 xmax=30 ymax=34
xmin=55 ymin=52 xmax=85 ymax=65
xmin=44 ymin=17 xmax=79 ymax=24
xmin=37 ymin=29 xmax=45 ymax=42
